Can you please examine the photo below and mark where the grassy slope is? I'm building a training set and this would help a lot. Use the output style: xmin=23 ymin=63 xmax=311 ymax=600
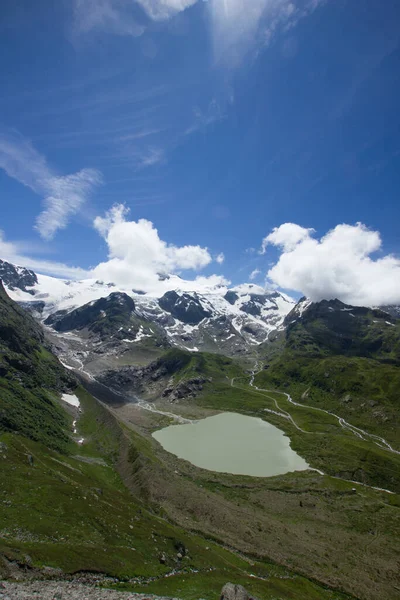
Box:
xmin=156 ymin=348 xmax=242 ymax=383
xmin=254 ymin=302 xmax=400 ymax=447
xmin=0 ymin=387 xmax=350 ymax=600
xmin=0 ymin=282 xmax=73 ymax=452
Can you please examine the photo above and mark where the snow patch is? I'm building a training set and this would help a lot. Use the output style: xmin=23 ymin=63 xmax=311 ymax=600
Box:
xmin=61 ymin=393 xmax=80 ymax=408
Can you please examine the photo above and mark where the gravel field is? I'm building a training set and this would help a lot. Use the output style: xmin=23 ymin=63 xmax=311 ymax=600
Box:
xmin=0 ymin=581 xmax=181 ymax=600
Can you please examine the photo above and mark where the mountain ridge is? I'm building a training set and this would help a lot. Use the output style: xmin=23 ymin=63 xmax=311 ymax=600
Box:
xmin=0 ymin=259 xmax=296 ymax=356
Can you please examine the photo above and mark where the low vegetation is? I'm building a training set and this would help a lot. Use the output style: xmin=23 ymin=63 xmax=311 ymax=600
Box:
xmin=0 ymin=282 xmax=73 ymax=452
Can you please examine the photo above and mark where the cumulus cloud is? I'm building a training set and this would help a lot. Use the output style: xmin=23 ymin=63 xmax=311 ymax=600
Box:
xmin=216 ymin=252 xmax=225 ymax=264
xmin=263 ymin=222 xmax=400 ymax=306
xmin=0 ymin=131 xmax=101 ymax=240
xmin=91 ymin=204 xmax=224 ymax=292
xmin=261 ymin=222 xmax=315 ymax=253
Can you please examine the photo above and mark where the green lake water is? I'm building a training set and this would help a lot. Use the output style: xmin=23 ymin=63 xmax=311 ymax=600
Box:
xmin=152 ymin=412 xmax=309 ymax=477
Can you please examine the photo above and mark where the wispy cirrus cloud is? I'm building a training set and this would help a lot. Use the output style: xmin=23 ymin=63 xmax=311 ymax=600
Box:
xmin=185 ymin=98 xmax=225 ymax=135
xmin=249 ymin=268 xmax=261 ymax=280
xmin=72 ymin=0 xmax=145 ymax=36
xmin=72 ymin=0 xmax=196 ymax=36
xmin=0 ymin=132 xmax=102 ymax=241
xmin=135 ymin=0 xmax=197 ymax=21
xmin=72 ymin=0 xmax=325 ymax=67
xmin=0 ymin=231 xmax=89 ymax=279
xmin=209 ymin=0 xmax=326 ymax=66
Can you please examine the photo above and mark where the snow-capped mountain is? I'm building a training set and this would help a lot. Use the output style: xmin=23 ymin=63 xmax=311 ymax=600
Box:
xmin=0 ymin=259 xmax=38 ymax=294
xmin=1 ymin=259 xmax=296 ymax=358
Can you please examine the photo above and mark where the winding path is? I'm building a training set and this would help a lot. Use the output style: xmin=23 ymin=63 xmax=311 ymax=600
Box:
xmin=247 ymin=363 xmax=399 ymax=456
xmin=230 ymin=364 xmax=398 ymax=495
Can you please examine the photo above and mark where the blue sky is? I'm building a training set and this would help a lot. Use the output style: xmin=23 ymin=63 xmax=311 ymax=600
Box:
xmin=1 ymin=0 xmax=400 ymax=303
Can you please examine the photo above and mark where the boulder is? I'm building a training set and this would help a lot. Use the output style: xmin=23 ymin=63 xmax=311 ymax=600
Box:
xmin=220 ymin=582 xmax=258 ymax=600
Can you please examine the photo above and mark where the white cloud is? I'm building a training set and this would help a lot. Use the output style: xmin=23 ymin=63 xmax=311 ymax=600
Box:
xmin=0 ymin=132 xmax=101 ymax=240
xmin=72 ymin=0 xmax=196 ymax=36
xmin=73 ymin=0 xmax=145 ymax=36
xmin=92 ymin=204 xmax=221 ymax=292
xmin=72 ymin=0 xmax=325 ymax=58
xmin=261 ymin=222 xmax=314 ymax=253
xmin=216 ymin=252 xmax=225 ymax=264
xmin=185 ymin=99 xmax=225 ymax=135
xmin=263 ymin=222 xmax=400 ymax=306
xmin=249 ymin=268 xmax=261 ymax=280
xmin=0 ymin=231 xmax=88 ymax=279
xmin=208 ymin=0 xmax=325 ymax=66
xmin=136 ymin=147 xmax=165 ymax=168
xmin=135 ymin=0 xmax=197 ymax=21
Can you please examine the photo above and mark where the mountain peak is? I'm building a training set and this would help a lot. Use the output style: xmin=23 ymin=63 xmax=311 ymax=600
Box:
xmin=0 ymin=259 xmax=37 ymax=295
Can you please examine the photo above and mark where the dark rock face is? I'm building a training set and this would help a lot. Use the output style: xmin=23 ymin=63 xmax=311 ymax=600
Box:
xmin=162 ymin=377 xmax=209 ymax=402
xmin=241 ymin=293 xmax=280 ymax=317
xmin=44 ymin=310 xmax=69 ymax=327
xmin=98 ymin=349 xmax=204 ymax=400
xmin=17 ymin=300 xmax=46 ymax=316
xmin=224 ymin=291 xmax=239 ymax=305
xmin=0 ymin=260 xmax=37 ymax=294
xmin=159 ymin=291 xmax=211 ymax=325
xmin=45 ymin=293 xmax=136 ymax=334
xmin=241 ymin=300 xmax=261 ymax=316
xmin=220 ymin=582 xmax=258 ymax=600
xmin=225 ymin=290 xmax=285 ymax=318
xmin=380 ymin=305 xmax=400 ymax=319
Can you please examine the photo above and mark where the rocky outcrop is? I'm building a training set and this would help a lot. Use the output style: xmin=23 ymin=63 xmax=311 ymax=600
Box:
xmin=98 ymin=350 xmax=208 ymax=401
xmin=17 ymin=300 xmax=46 ymax=316
xmin=220 ymin=583 xmax=258 ymax=600
xmin=224 ymin=291 xmax=239 ymax=305
xmin=159 ymin=291 xmax=211 ymax=325
xmin=0 ymin=260 xmax=37 ymax=294
xmin=162 ymin=377 xmax=210 ymax=402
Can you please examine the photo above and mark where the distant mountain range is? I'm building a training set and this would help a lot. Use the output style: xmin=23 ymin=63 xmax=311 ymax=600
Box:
xmin=0 ymin=258 xmax=296 ymax=356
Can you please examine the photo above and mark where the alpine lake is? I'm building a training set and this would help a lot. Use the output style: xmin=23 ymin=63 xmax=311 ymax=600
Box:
xmin=152 ymin=412 xmax=309 ymax=477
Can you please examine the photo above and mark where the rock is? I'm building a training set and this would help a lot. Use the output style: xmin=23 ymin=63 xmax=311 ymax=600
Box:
xmin=159 ymin=552 xmax=167 ymax=564
xmin=220 ymin=582 xmax=258 ymax=600
xmin=0 ymin=259 xmax=37 ymax=293
xmin=27 ymin=454 xmax=34 ymax=467
xmin=158 ymin=291 xmax=211 ymax=325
